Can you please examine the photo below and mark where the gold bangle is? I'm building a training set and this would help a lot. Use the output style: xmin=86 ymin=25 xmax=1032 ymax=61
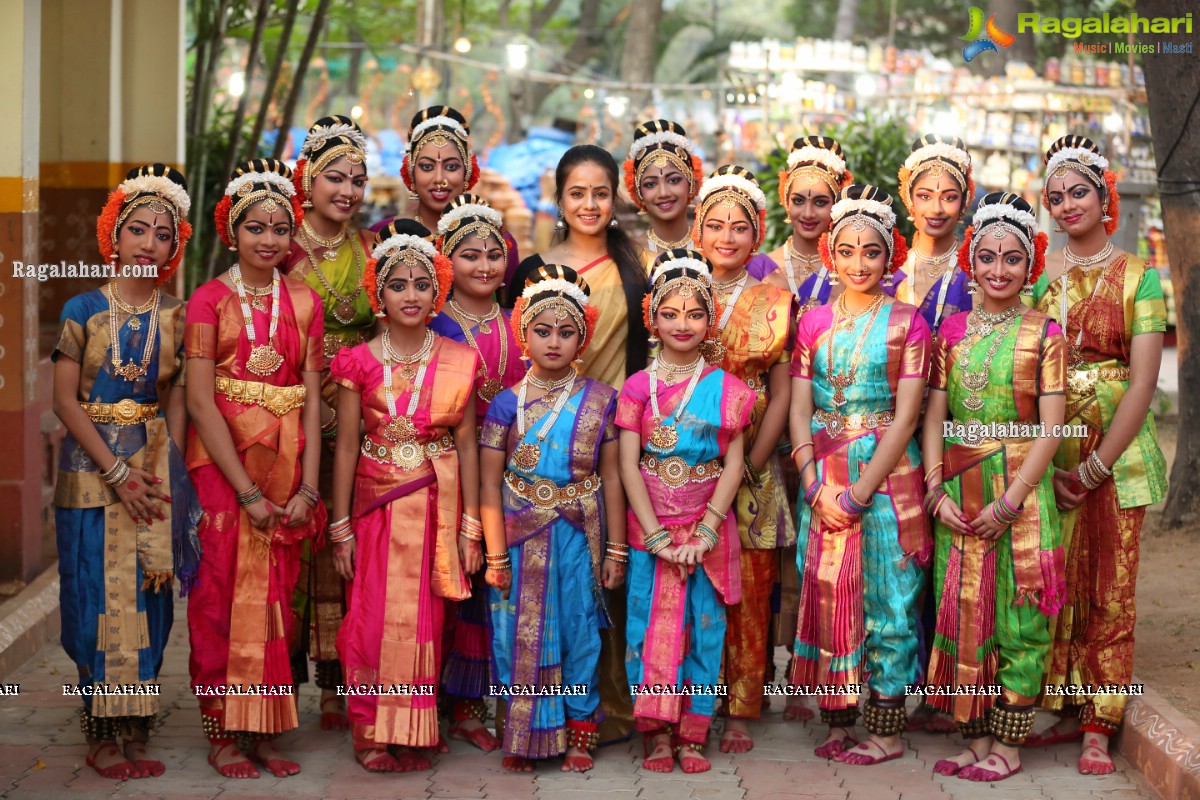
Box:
xmin=1013 ymin=470 xmax=1038 ymax=490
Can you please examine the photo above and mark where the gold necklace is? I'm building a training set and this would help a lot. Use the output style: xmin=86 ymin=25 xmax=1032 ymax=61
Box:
xmin=231 ymin=265 xmax=284 ymax=376
xmin=825 ymin=292 xmax=887 ymax=408
xmin=107 ymin=282 xmax=160 ymax=381
xmin=512 ymin=372 xmax=577 ymax=470
xmin=301 ymin=218 xmax=348 ymax=260
xmin=449 ymin=300 xmax=507 ymax=402
xmin=712 ymin=270 xmax=749 ymax=294
xmin=959 ymin=306 xmax=1021 ymax=412
xmin=300 ymin=228 xmax=365 ymax=324
xmin=914 ymin=238 xmax=959 ymax=278
xmin=647 ymin=228 xmax=692 ymax=253
xmin=658 ymin=353 xmax=705 ymax=380
xmin=1064 ymin=241 xmax=1114 ymax=268
xmin=647 ymin=356 xmax=705 ymax=451
xmin=382 ymin=328 xmax=435 ymax=382
xmin=380 ymin=329 xmax=435 ymax=468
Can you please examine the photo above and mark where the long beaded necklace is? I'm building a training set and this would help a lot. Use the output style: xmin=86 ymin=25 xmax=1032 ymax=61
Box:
xmin=107 ymin=282 xmax=160 ymax=381
xmin=381 ymin=328 xmax=435 ymax=445
xmin=448 ymin=299 xmax=507 ymax=402
xmin=702 ymin=270 xmax=749 ymax=364
xmin=300 ymin=224 xmax=364 ymax=324
xmin=511 ymin=371 xmax=576 ymax=470
xmin=648 ymin=355 xmax=705 ymax=451
xmin=959 ymin=305 xmax=1021 ymax=411
xmin=784 ymin=238 xmax=827 ymax=308
xmin=647 ymin=228 xmax=693 ymax=254
xmin=231 ymin=264 xmax=283 ymax=376
xmin=825 ymin=292 xmax=887 ymax=408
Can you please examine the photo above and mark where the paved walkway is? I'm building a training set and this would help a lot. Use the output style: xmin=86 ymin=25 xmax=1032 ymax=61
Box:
xmin=0 ymin=601 xmax=1156 ymax=799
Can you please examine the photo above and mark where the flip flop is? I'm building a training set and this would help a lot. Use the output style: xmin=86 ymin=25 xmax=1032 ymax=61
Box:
xmin=449 ymin=719 xmax=500 ymax=752
xmin=1025 ymin=724 xmax=1083 ymax=748
xmin=355 ymin=747 xmax=404 ymax=773
xmin=815 ymin=734 xmax=858 ymax=760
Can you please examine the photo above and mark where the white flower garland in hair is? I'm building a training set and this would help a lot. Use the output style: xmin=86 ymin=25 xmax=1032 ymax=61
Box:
xmin=372 ymin=233 xmax=439 ymax=261
xmin=629 ymin=131 xmax=695 ymax=161
xmin=904 ymin=142 xmax=972 ymax=172
xmin=650 ymin=257 xmax=712 ymax=286
xmin=438 ymin=203 xmax=503 ymax=236
xmin=831 ymin=197 xmax=897 ymax=229
xmin=119 ymin=175 xmax=192 ymax=215
xmin=972 ymin=202 xmax=1038 ymax=233
xmin=301 ymin=123 xmax=369 ymax=158
xmin=1046 ymin=146 xmax=1109 ymax=176
xmin=696 ymin=173 xmax=768 ymax=211
xmin=787 ymin=146 xmax=846 ymax=176
xmin=224 ymin=171 xmax=295 ymax=198
xmin=410 ymin=115 xmax=468 ymax=143
xmin=520 ymin=277 xmax=589 ymax=308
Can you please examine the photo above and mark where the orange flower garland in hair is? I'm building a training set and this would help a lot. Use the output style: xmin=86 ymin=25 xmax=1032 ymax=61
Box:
xmin=292 ymin=159 xmax=308 ymax=200
xmin=96 ymin=190 xmax=195 ymax=286
xmin=213 ymin=192 xmax=304 ymax=250
xmin=1102 ymin=169 xmax=1120 ymax=236
xmin=889 ymin=228 xmax=909 ymax=273
xmin=96 ymin=166 xmax=195 ymax=286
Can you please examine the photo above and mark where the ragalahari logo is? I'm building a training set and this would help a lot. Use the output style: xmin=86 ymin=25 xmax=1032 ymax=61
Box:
xmin=961 ymin=7 xmax=1015 ymax=62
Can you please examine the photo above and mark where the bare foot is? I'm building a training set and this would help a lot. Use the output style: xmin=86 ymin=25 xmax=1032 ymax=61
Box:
xmin=642 ymin=732 xmax=674 ymax=772
xmin=783 ymin=697 xmax=814 ymax=722
xmin=206 ymin=741 xmax=258 ymax=779
xmin=719 ymin=718 xmax=754 ymax=753
xmin=502 ymin=755 xmax=535 ymax=772
xmin=814 ymin=726 xmax=856 ymax=759
xmin=1079 ymin=733 xmax=1115 ymax=775
xmin=1026 ymin=715 xmax=1082 ymax=747
xmin=959 ymin=743 xmax=1023 ymax=781
xmin=933 ymin=737 xmax=991 ymax=775
xmin=123 ymin=739 xmax=165 ymax=777
xmin=86 ymin=741 xmax=142 ymax=780
xmin=676 ymin=741 xmax=711 ymax=774
xmin=247 ymin=740 xmax=301 ymax=777
xmin=319 ymin=691 xmax=349 ymax=731
xmin=561 ymin=745 xmax=594 ymax=772
xmin=355 ymin=747 xmax=403 ymax=772
xmin=449 ymin=715 xmax=500 ymax=752
xmin=835 ymin=734 xmax=904 ymax=765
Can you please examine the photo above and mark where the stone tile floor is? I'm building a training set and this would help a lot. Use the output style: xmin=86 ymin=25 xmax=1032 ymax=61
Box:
xmin=0 ymin=609 xmax=1156 ymax=799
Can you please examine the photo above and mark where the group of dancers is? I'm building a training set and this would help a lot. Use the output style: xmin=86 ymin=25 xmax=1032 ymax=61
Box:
xmin=52 ymin=106 xmax=1166 ymax=784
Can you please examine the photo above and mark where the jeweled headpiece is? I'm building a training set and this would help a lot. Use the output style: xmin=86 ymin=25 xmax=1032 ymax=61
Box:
xmin=822 ymin=184 xmax=908 ymax=272
xmin=295 ymin=114 xmax=368 ymax=208
xmin=214 ymin=158 xmax=302 ymax=250
xmin=401 ymin=105 xmax=478 ymax=192
xmin=97 ymin=163 xmax=193 ymax=285
xmin=514 ymin=264 xmax=598 ymax=355
xmin=364 ymin=218 xmax=452 ymax=318
xmin=898 ymin=134 xmax=974 ymax=217
xmin=644 ymin=248 xmax=718 ymax=330
xmin=693 ymin=164 xmax=769 ymax=251
xmin=958 ymin=192 xmax=1048 ymax=284
xmin=436 ymin=193 xmax=508 ymax=261
xmin=623 ymin=119 xmax=703 ymax=210
xmin=779 ymin=135 xmax=852 ymax=204
xmin=1042 ymin=135 xmax=1120 ymax=236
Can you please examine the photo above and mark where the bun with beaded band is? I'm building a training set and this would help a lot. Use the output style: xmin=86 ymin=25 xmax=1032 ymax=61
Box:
xmin=692 ymin=165 xmax=769 ymax=252
xmin=96 ymin=164 xmax=193 ymax=285
xmin=436 ymin=193 xmax=508 ymax=260
xmin=1042 ymin=135 xmax=1120 ymax=237
xmin=623 ymin=119 xmax=704 ymax=210
xmin=401 ymin=106 xmax=478 ymax=193
xmin=819 ymin=184 xmax=909 ymax=285
xmin=957 ymin=192 xmax=1048 ymax=295
xmin=214 ymin=159 xmax=304 ymax=251
xmin=512 ymin=264 xmax=600 ymax=359
xmin=778 ymin=136 xmax=853 ymax=206
xmin=294 ymin=114 xmax=368 ymax=209
xmin=897 ymin=134 xmax=975 ymax=220
xmin=641 ymin=248 xmax=721 ymax=341
xmin=363 ymin=218 xmax=453 ymax=320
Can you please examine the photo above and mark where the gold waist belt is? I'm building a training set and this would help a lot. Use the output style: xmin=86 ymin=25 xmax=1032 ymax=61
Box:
xmin=504 ymin=470 xmax=601 ymax=509
xmin=1068 ymin=364 xmax=1131 ymax=396
xmin=815 ymin=408 xmax=894 ymax=436
xmin=640 ymin=454 xmax=723 ymax=488
xmin=360 ymin=433 xmax=455 ymax=471
xmin=215 ymin=375 xmax=307 ymax=416
xmin=81 ymin=399 xmax=160 ymax=425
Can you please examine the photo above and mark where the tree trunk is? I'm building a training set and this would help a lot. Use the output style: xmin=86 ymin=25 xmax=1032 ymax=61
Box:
xmin=992 ymin=0 xmax=1036 ymax=72
xmin=206 ymin=0 xmax=272 ymax=279
xmin=523 ymin=0 xmax=604 ymax=120
xmin=247 ymin=0 xmax=300 ymax=158
xmin=833 ymin=0 xmax=859 ymax=41
xmin=272 ymin=0 xmax=332 ymax=159
xmin=618 ymin=0 xmax=664 ymax=110
xmin=1139 ymin=0 xmax=1200 ymax=525
xmin=194 ymin=0 xmax=233 ymax=146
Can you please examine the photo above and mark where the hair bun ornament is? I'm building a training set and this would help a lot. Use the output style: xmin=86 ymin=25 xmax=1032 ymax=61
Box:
xmin=693 ymin=164 xmax=769 ymax=252
xmin=779 ymin=135 xmax=852 ymax=204
xmin=1042 ymin=134 xmax=1119 ymax=236
xmin=898 ymin=133 xmax=974 ymax=215
xmin=623 ymin=119 xmax=703 ymax=209
xmin=514 ymin=263 xmax=599 ymax=355
xmin=364 ymin=218 xmax=453 ymax=319
xmin=402 ymin=105 xmax=478 ymax=192
xmin=829 ymin=184 xmax=907 ymax=271
xmin=214 ymin=159 xmax=303 ymax=250
xmin=97 ymin=163 xmax=194 ymax=286
xmin=644 ymin=247 xmax=719 ymax=334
